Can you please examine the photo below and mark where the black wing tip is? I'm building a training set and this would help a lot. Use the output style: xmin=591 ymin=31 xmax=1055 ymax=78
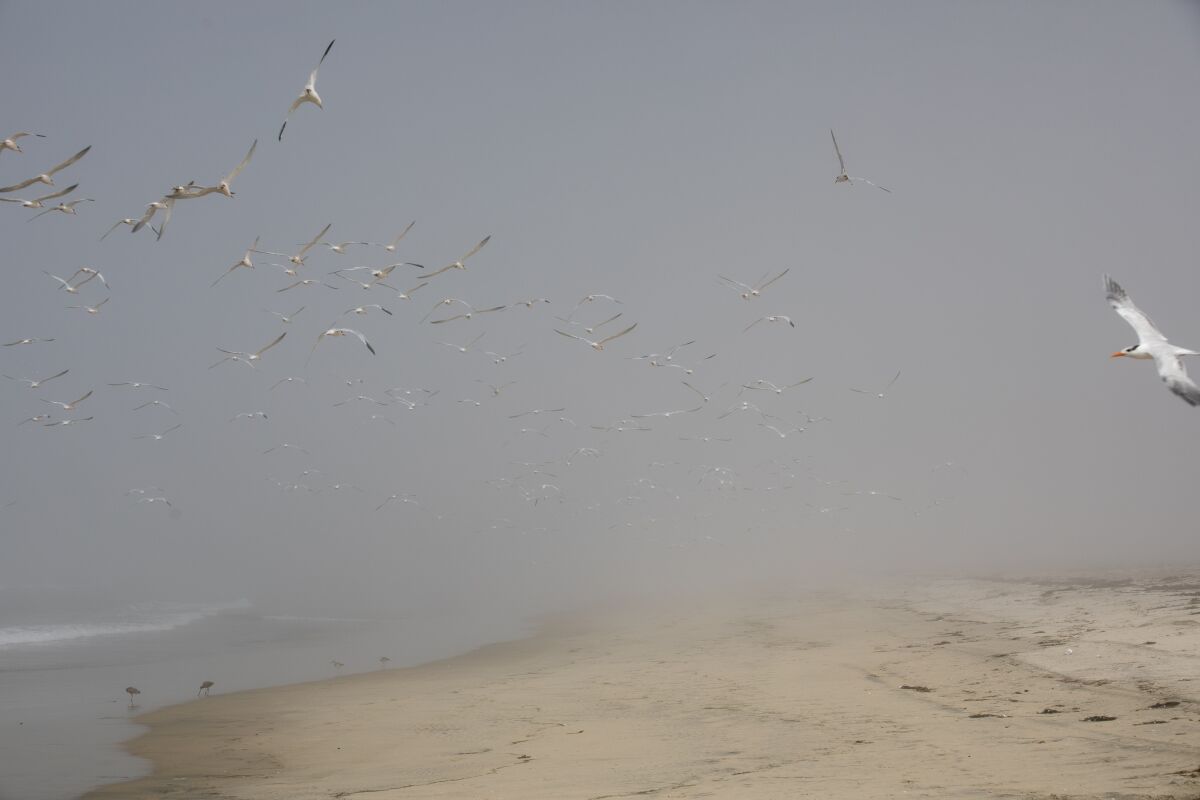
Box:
xmin=278 ymin=121 xmax=287 ymax=141
xmin=366 ymin=343 xmax=376 ymax=355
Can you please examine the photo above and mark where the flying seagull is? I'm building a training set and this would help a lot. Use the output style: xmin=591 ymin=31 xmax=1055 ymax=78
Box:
xmin=555 ymin=322 xmax=637 ymax=351
xmin=718 ymin=268 xmax=790 ymax=300
xmin=0 ymin=145 xmax=91 ymax=193
xmin=1105 ymin=274 xmax=1200 ymax=406
xmin=0 ymin=183 xmax=78 ymax=209
xmin=210 ymin=332 xmax=287 ymax=369
xmin=831 ymin=129 xmax=891 ymax=192
xmin=0 ymin=131 xmax=45 ymax=156
xmin=279 ymin=40 xmax=335 ymax=141
xmin=426 ymin=236 xmax=491 ymax=279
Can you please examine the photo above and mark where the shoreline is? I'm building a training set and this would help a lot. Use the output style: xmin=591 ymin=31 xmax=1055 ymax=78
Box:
xmin=85 ymin=574 xmax=1200 ymax=799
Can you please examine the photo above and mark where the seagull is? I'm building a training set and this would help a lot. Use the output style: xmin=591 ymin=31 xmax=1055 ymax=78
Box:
xmin=1105 ymin=275 xmax=1200 ymax=406
xmin=269 ymin=376 xmax=307 ymax=390
xmin=378 ymin=221 xmax=416 ymax=253
xmin=65 ymin=267 xmax=109 ymax=290
xmin=277 ymin=278 xmax=339 ymax=292
xmin=18 ymin=414 xmax=53 ymax=425
xmin=3 ymin=369 xmax=68 ymax=389
xmin=555 ymin=322 xmax=637 ymax=351
xmin=279 ymin=39 xmax=335 ymax=141
xmin=681 ymin=381 xmax=710 ymax=403
xmin=99 ymin=217 xmax=141 ymax=240
xmin=197 ymin=681 xmax=215 ymax=697
xmin=556 ymin=311 xmax=623 ymax=336
xmin=195 ymin=139 xmax=256 ymax=197
xmin=44 ymin=416 xmax=93 ymax=428
xmin=43 ymin=390 xmax=93 ymax=411
xmin=3 ymin=337 xmax=54 ymax=346
xmin=0 ymin=132 xmax=45 ymax=156
xmin=439 ymin=331 xmax=486 ymax=354
xmin=831 ymin=129 xmax=891 ymax=192
xmin=475 ymin=379 xmax=516 ymax=397
xmin=42 ymin=271 xmax=86 ymax=294
xmin=109 ymin=381 xmax=167 ymax=390
xmin=426 ymin=235 xmax=491 ymax=279
xmin=130 ymin=198 xmax=173 ymax=237
xmin=263 ymin=443 xmax=310 ymax=455
xmin=341 ymin=304 xmax=392 ymax=319
xmin=740 ymin=377 xmax=813 ymax=395
xmin=427 ymin=299 xmax=506 ymax=324
xmin=719 ymin=268 xmax=790 ymax=300
xmin=319 ymin=241 xmax=369 ymax=255
xmin=265 ymin=306 xmax=305 ymax=324
xmin=395 ymin=282 xmax=428 ymax=301
xmin=0 ymin=145 xmax=91 ymax=193
xmin=258 ymin=223 xmax=332 ymax=267
xmin=210 ymin=332 xmax=287 ymax=369
xmin=231 ymin=411 xmax=268 ymax=422
xmin=310 ymin=328 xmax=375 ymax=361
xmin=485 ymin=347 xmax=523 ymax=365
xmin=376 ymin=493 xmax=418 ymax=512
xmin=850 ymin=370 xmax=901 ymax=399
xmin=0 ymin=183 xmax=78 ymax=209
xmin=132 ymin=400 xmax=178 ymax=414
xmin=743 ymin=315 xmax=795 ymax=332
xmin=212 ymin=237 xmax=261 ymax=287
xmin=27 ymin=198 xmax=94 ymax=221
xmin=760 ymin=422 xmax=804 ymax=439
xmin=513 ymin=297 xmax=551 ymax=308
xmin=66 ymin=297 xmax=108 ymax=315
xmin=134 ymin=423 xmax=182 ymax=440
xmin=630 ymin=405 xmax=703 ymax=419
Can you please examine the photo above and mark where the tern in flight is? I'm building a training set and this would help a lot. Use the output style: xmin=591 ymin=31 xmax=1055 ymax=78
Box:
xmin=42 ymin=271 xmax=86 ymax=294
xmin=265 ymin=306 xmax=305 ymax=324
xmin=555 ymin=322 xmax=637 ymax=351
xmin=66 ymin=297 xmax=108 ymax=315
xmin=0 ymin=183 xmax=78 ymax=209
xmin=3 ymin=337 xmax=54 ymax=347
xmin=27 ymin=198 xmax=93 ymax=221
xmin=4 ymin=369 xmax=68 ymax=389
xmin=65 ymin=267 xmax=108 ymax=290
xmin=310 ymin=328 xmax=375 ymax=362
xmin=719 ymin=268 xmax=790 ymax=300
xmin=43 ymin=390 xmax=93 ymax=412
xmin=110 ymin=381 xmax=167 ymax=390
xmin=210 ymin=332 xmax=287 ymax=369
xmin=279 ymin=40 xmax=335 ymax=141
xmin=0 ymin=131 xmax=45 ymax=156
xmin=850 ymin=370 xmax=901 ymax=399
xmin=341 ymin=304 xmax=392 ymax=319
xmin=426 ymin=236 xmax=491 ymax=279
xmin=831 ymin=129 xmax=891 ymax=192
xmin=258 ymin=223 xmax=332 ymax=267
xmin=99 ymin=217 xmax=141 ymax=240
xmin=134 ymin=423 xmax=182 ymax=441
xmin=44 ymin=417 xmax=93 ymax=428
xmin=378 ymin=221 xmax=415 ymax=253
xmin=0 ymin=145 xmax=90 ymax=193
xmin=1105 ymin=275 xmax=1200 ymax=406
xmin=195 ymin=139 xmax=256 ymax=198
xmin=130 ymin=198 xmax=174 ymax=239
xmin=212 ymin=237 xmax=261 ymax=287
xmin=743 ymin=315 xmax=795 ymax=333
xmin=395 ymin=282 xmax=428 ymax=302
xmin=440 ymin=331 xmax=486 ymax=354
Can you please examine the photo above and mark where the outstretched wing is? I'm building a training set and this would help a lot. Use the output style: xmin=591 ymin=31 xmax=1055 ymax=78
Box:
xmin=223 ymin=139 xmax=257 ymax=184
xmin=1152 ymin=351 xmax=1200 ymax=406
xmin=45 ymin=145 xmax=92 ymax=178
xmin=831 ymin=129 xmax=845 ymax=173
xmin=1105 ymin=275 xmax=1167 ymax=346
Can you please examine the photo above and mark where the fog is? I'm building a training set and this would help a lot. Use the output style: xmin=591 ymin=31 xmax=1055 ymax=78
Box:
xmin=2 ymin=1 xmax=1198 ymax=620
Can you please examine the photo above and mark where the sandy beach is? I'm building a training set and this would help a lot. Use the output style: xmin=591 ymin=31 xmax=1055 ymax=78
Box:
xmin=86 ymin=572 xmax=1200 ymax=799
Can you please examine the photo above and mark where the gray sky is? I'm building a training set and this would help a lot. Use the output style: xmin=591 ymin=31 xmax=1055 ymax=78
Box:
xmin=2 ymin=1 xmax=1199 ymax=614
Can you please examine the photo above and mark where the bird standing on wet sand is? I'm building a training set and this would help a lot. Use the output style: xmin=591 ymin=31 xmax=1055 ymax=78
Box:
xmin=125 ymin=686 xmax=141 ymax=706
xmin=197 ymin=680 xmax=214 ymax=696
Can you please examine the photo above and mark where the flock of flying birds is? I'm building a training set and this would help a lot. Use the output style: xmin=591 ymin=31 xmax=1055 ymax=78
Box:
xmin=2 ymin=38 xmax=1195 ymax=541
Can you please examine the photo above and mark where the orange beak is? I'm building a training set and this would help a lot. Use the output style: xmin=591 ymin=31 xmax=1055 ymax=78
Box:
xmin=1110 ymin=351 xmax=1127 ymax=358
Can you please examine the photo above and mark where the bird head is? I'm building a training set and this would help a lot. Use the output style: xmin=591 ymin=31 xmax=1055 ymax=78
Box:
xmin=1111 ymin=345 xmax=1141 ymax=358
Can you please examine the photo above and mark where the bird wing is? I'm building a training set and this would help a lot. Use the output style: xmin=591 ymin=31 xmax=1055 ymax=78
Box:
xmin=742 ymin=317 xmax=764 ymax=333
xmin=45 ymin=145 xmax=91 ymax=177
xmin=461 ymin=235 xmax=491 ymax=262
xmin=40 ymin=369 xmax=69 ymax=384
xmin=1105 ymin=275 xmax=1168 ymax=346
xmin=318 ymin=39 xmax=335 ymax=66
xmin=849 ymin=176 xmax=892 ymax=193
xmin=389 ymin=221 xmax=416 ymax=248
xmin=831 ymin=129 xmax=846 ymax=173
xmin=99 ymin=218 xmax=128 ymax=240
xmin=222 ymin=139 xmax=257 ymax=184
xmin=297 ymin=223 xmax=332 ymax=258
xmin=154 ymin=199 xmax=175 ymax=240
xmin=342 ymin=329 xmax=375 ymax=354
xmin=556 ymin=329 xmax=587 ymax=343
xmin=256 ymin=331 xmax=287 ymax=356
xmin=1151 ymin=350 xmax=1200 ymax=407
xmin=0 ymin=176 xmax=39 ymax=193
xmin=717 ymin=274 xmax=752 ymax=291
xmin=756 ymin=267 xmax=790 ymax=291
xmin=70 ymin=390 xmax=93 ymax=407
xmin=599 ymin=322 xmax=638 ymax=346
xmin=35 ymin=183 xmax=79 ymax=203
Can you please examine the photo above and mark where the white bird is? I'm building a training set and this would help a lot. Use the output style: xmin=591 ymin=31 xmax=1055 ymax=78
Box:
xmin=277 ymin=278 xmax=338 ymax=292
xmin=0 ymin=131 xmax=45 ymax=156
xmin=18 ymin=414 xmax=53 ymax=425
xmin=426 ymin=236 xmax=491 ymax=279
xmin=265 ymin=306 xmax=305 ymax=324
xmin=341 ymin=304 xmax=392 ymax=319
xmin=379 ymin=221 xmax=415 ymax=253
xmin=45 ymin=416 xmax=93 ymax=428
xmin=427 ymin=299 xmax=506 ymax=324
xmin=850 ymin=370 xmax=901 ymax=399
xmin=556 ymin=311 xmax=623 ymax=336
xmin=740 ymin=377 xmax=813 ymax=395
xmin=42 ymin=271 xmax=86 ymax=294
xmin=555 ymin=322 xmax=637 ymax=351
xmin=376 ymin=492 xmax=419 ymax=512
xmin=476 ymin=379 xmax=516 ymax=397
xmin=4 ymin=369 xmax=68 ymax=389
xmin=65 ymin=267 xmax=109 ymax=290
xmin=320 ymin=241 xmax=369 ymax=255
xmin=630 ymin=405 xmax=702 ymax=419
xmin=760 ymin=423 xmax=804 ymax=439
xmin=27 ymin=198 xmax=94 ymax=221
xmin=263 ymin=443 xmax=311 ymax=455
xmin=0 ymin=145 xmax=91 ymax=193
xmin=1105 ymin=275 xmax=1200 ymax=406
xmin=212 ymin=237 xmax=261 ymax=287
xmin=485 ymin=347 xmax=523 ymax=365
xmin=231 ymin=411 xmax=268 ymax=422
xmin=108 ymin=381 xmax=167 ymax=390
xmin=513 ymin=297 xmax=551 ymax=308
xmin=311 ymin=328 xmax=375 ymax=362
xmin=439 ymin=331 xmax=486 ymax=354
xmin=259 ymin=223 xmax=332 ymax=268
xmin=279 ymin=39 xmax=335 ymax=141
xmin=134 ymin=423 xmax=182 ymax=440
xmin=831 ymin=129 xmax=891 ymax=192
xmin=99 ymin=217 xmax=141 ymax=240
xmin=719 ymin=268 xmax=790 ymax=300
xmin=0 ymin=183 xmax=78 ymax=209
xmin=130 ymin=198 xmax=173 ymax=237
xmin=395 ymin=282 xmax=428 ymax=301
xmin=743 ymin=315 xmax=795 ymax=333
xmin=42 ymin=390 xmax=92 ymax=411
xmin=210 ymin=332 xmax=287 ymax=369
xmin=3 ymin=337 xmax=54 ymax=346
xmin=269 ymin=376 xmax=307 ymax=390
xmin=196 ymin=139 xmax=256 ymax=198
xmin=132 ymin=400 xmax=177 ymax=414
xmin=67 ymin=297 xmax=108 ymax=315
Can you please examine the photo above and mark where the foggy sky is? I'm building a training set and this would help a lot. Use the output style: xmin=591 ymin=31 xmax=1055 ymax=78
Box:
xmin=2 ymin=1 xmax=1198 ymax=616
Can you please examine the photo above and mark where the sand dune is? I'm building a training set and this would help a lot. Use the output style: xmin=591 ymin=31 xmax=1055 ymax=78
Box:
xmin=87 ymin=573 xmax=1200 ymax=799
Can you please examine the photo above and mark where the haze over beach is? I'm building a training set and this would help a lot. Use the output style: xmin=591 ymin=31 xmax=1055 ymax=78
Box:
xmin=2 ymin=2 xmax=1199 ymax=799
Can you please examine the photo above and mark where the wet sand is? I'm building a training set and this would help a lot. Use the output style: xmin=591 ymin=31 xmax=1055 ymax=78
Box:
xmin=86 ymin=573 xmax=1200 ymax=799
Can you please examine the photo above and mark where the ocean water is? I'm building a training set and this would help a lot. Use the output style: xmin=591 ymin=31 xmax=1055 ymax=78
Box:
xmin=0 ymin=594 xmax=530 ymax=800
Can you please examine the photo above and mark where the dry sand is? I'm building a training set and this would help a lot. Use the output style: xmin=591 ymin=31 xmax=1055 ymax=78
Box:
xmin=86 ymin=572 xmax=1200 ymax=799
